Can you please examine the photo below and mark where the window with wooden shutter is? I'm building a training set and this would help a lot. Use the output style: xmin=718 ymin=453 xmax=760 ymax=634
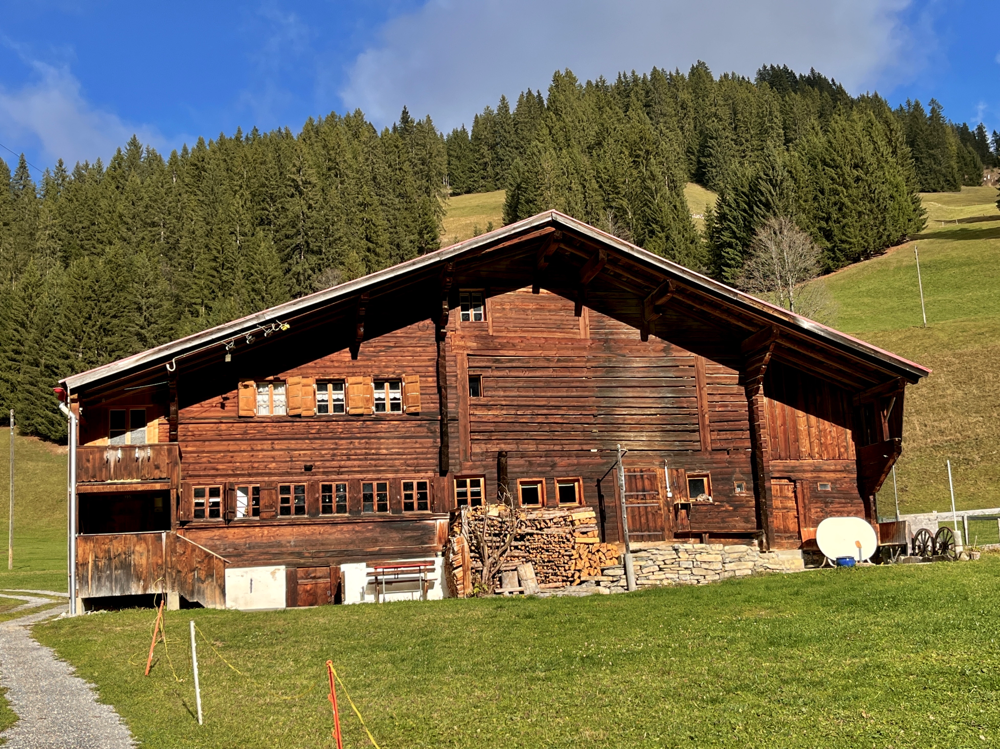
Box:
xmin=347 ymin=376 xmax=372 ymax=415
xmin=224 ymin=482 xmax=236 ymax=521
xmin=300 ymin=378 xmax=316 ymax=416
xmin=237 ymin=380 xmax=256 ymax=417
xmin=178 ymin=482 xmax=193 ymax=522
xmin=402 ymin=375 xmax=421 ymax=414
xmin=286 ymin=376 xmax=303 ymax=416
xmin=259 ymin=485 xmax=278 ymax=519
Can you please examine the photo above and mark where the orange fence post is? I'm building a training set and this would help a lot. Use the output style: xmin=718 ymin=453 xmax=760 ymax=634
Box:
xmin=145 ymin=597 xmax=165 ymax=676
xmin=326 ymin=660 xmax=343 ymax=749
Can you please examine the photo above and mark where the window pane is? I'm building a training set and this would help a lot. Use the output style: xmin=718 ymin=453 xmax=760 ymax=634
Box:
xmin=294 ymin=484 xmax=306 ymax=515
xmin=557 ymin=482 xmax=578 ymax=505
xmin=251 ymin=487 xmax=260 ymax=517
xmin=688 ymin=477 xmax=707 ymax=498
xmin=193 ymin=486 xmax=206 ymax=519
xmin=316 ymin=385 xmax=330 ymax=415
xmin=403 ymin=481 xmax=415 ymax=512
xmin=460 ymin=292 xmax=471 ymax=322
xmin=335 ymin=483 xmax=348 ymax=514
xmin=272 ymin=383 xmax=287 ymax=415
xmin=455 ymin=478 xmax=469 ymax=507
xmin=520 ymin=483 xmax=541 ymax=506
xmin=469 ymin=479 xmax=483 ymax=507
xmin=208 ymin=486 xmax=222 ymax=519
xmin=331 ymin=382 xmax=345 ymax=414
xmin=256 ymin=384 xmax=270 ymax=414
xmin=236 ymin=487 xmax=249 ymax=518
xmin=362 ymin=482 xmax=374 ymax=513
xmin=279 ymin=485 xmax=291 ymax=516
xmin=321 ymin=484 xmax=333 ymax=514
xmin=388 ymin=381 xmax=402 ymax=412
xmin=128 ymin=409 xmax=146 ymax=445
xmin=376 ymin=482 xmax=388 ymax=513
xmin=471 ymin=292 xmax=484 ymax=322
xmin=109 ymin=409 xmax=127 ymax=445
xmin=468 ymin=375 xmax=481 ymax=398
xmin=417 ymin=481 xmax=429 ymax=512
xmin=373 ymin=382 xmax=386 ymax=413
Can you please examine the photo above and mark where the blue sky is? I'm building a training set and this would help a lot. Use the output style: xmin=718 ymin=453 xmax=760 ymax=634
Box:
xmin=0 ymin=0 xmax=996 ymax=175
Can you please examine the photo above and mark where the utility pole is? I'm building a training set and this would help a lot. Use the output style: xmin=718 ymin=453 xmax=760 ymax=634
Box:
xmin=914 ymin=245 xmax=927 ymax=327
xmin=8 ymin=410 xmax=13 ymax=570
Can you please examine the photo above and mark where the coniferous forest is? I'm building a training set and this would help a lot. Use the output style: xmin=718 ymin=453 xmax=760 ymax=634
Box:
xmin=1 ymin=62 xmax=997 ymax=441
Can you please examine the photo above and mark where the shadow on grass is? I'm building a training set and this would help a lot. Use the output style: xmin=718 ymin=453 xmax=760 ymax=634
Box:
xmin=914 ymin=225 xmax=1000 ymax=242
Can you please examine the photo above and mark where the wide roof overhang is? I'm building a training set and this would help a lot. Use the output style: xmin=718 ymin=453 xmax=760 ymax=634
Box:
xmin=62 ymin=210 xmax=929 ymax=395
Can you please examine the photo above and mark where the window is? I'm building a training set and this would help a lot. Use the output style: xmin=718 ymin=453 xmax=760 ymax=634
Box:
xmin=734 ymin=481 xmax=747 ymax=494
xmin=818 ymin=482 xmax=832 ymax=491
xmin=687 ymin=474 xmax=712 ymax=501
xmin=316 ymin=381 xmax=346 ymax=415
xmin=468 ymin=374 xmax=483 ymax=398
xmin=194 ymin=486 xmax=222 ymax=520
xmin=109 ymin=408 xmax=146 ymax=445
xmin=455 ymin=477 xmax=484 ymax=508
xmin=279 ymin=484 xmax=306 ymax=516
xmin=460 ymin=291 xmax=485 ymax=322
xmin=235 ymin=485 xmax=260 ymax=518
xmin=321 ymin=483 xmax=348 ymax=515
xmin=556 ymin=478 xmax=582 ymax=506
xmin=518 ymin=479 xmax=544 ymax=507
xmin=256 ymin=381 xmax=287 ymax=415
xmin=373 ymin=380 xmax=402 ymax=413
xmin=362 ymin=481 xmax=389 ymax=513
xmin=402 ymin=480 xmax=430 ymax=512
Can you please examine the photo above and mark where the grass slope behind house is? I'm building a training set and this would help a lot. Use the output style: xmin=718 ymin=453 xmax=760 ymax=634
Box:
xmin=818 ymin=186 xmax=1000 ymax=515
xmin=37 ymin=558 xmax=1000 ymax=748
xmin=0 ymin=429 xmax=68 ymax=592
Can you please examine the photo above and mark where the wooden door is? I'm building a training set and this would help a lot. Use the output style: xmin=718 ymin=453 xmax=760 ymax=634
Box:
xmin=286 ymin=566 xmax=341 ymax=607
xmin=770 ymin=479 xmax=801 ymax=549
xmin=622 ymin=467 xmax=668 ymax=543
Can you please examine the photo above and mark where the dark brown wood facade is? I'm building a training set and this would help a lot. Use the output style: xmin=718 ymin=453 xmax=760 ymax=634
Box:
xmin=62 ymin=212 xmax=928 ymax=607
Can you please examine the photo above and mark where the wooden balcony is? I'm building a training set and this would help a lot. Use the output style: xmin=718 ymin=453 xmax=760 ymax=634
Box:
xmin=77 ymin=444 xmax=180 ymax=491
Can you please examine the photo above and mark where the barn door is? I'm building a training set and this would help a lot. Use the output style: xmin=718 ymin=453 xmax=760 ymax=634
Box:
xmin=770 ymin=478 xmax=801 ymax=549
xmin=622 ymin=467 xmax=668 ymax=543
xmin=286 ymin=566 xmax=342 ymax=607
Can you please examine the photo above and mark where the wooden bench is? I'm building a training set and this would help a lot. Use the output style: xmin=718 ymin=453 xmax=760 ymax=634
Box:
xmin=367 ymin=562 xmax=437 ymax=602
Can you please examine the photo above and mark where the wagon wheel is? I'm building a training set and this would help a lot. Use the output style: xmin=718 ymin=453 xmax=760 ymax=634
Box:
xmin=911 ymin=528 xmax=935 ymax=558
xmin=934 ymin=527 xmax=958 ymax=560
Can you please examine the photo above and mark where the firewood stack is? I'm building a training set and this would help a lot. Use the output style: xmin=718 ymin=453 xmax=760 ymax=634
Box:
xmin=448 ymin=505 xmax=622 ymax=594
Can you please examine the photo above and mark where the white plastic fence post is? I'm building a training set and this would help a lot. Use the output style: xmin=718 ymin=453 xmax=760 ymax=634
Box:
xmin=190 ymin=620 xmax=203 ymax=725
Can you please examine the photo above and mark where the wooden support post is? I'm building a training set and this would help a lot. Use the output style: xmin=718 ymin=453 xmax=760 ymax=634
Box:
xmin=742 ymin=328 xmax=778 ymax=551
xmin=694 ymin=356 xmax=712 ymax=452
xmin=437 ymin=266 xmax=452 ymax=476
xmin=349 ymin=292 xmax=368 ymax=361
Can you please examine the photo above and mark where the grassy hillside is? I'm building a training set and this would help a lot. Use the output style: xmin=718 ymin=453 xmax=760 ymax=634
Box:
xmin=441 ymin=190 xmax=506 ymax=244
xmin=0 ymin=429 xmax=68 ymax=591
xmin=37 ymin=557 xmax=1000 ymax=748
xmin=819 ymin=186 xmax=1000 ymax=514
xmin=684 ymin=182 xmax=718 ymax=232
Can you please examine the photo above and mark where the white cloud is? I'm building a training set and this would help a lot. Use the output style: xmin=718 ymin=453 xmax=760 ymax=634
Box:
xmin=0 ymin=56 xmax=165 ymax=169
xmin=340 ymin=0 xmax=925 ymax=131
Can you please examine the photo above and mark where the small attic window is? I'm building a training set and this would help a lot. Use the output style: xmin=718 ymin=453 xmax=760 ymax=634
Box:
xmin=818 ymin=482 xmax=832 ymax=491
xmin=687 ymin=474 xmax=712 ymax=502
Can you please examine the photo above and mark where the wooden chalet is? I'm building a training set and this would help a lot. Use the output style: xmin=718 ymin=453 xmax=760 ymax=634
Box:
xmin=59 ymin=211 xmax=929 ymax=610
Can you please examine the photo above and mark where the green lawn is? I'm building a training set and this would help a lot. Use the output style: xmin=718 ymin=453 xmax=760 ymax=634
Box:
xmin=36 ymin=558 xmax=1000 ymax=748
xmin=818 ymin=186 xmax=1000 ymax=514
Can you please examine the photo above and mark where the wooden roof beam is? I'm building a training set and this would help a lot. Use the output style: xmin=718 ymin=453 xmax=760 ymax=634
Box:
xmin=643 ymin=280 xmax=675 ymax=323
xmin=533 ymin=231 xmax=562 ymax=294
xmin=853 ymin=377 xmax=906 ymax=406
xmin=579 ymin=247 xmax=608 ymax=286
xmin=742 ymin=326 xmax=779 ymax=396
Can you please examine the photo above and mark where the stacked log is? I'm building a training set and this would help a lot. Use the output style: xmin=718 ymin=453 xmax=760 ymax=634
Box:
xmin=449 ymin=506 xmax=622 ymax=594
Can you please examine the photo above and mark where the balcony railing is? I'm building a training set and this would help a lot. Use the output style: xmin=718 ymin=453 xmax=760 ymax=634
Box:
xmin=77 ymin=443 xmax=180 ymax=486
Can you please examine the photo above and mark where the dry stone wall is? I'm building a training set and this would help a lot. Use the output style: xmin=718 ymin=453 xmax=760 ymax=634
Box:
xmin=589 ymin=543 xmax=805 ymax=592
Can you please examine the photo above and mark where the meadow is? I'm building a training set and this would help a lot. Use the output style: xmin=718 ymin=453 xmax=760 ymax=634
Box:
xmin=35 ymin=557 xmax=1000 ymax=748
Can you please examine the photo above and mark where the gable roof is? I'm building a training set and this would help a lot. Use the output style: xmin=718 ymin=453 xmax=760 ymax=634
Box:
xmin=62 ymin=210 xmax=929 ymax=393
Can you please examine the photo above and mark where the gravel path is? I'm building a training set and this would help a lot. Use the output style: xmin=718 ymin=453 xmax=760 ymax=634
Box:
xmin=0 ymin=597 xmax=136 ymax=748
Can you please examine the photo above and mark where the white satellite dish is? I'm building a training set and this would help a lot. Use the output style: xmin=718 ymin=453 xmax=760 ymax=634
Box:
xmin=816 ymin=517 xmax=878 ymax=562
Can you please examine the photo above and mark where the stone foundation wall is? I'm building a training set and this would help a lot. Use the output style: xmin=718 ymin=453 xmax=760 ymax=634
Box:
xmin=591 ymin=543 xmax=804 ymax=592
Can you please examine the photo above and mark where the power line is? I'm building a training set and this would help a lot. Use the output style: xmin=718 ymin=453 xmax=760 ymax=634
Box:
xmin=0 ymin=141 xmax=45 ymax=175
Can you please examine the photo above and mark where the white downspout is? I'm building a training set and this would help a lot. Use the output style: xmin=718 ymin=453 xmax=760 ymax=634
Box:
xmin=58 ymin=399 xmax=77 ymax=616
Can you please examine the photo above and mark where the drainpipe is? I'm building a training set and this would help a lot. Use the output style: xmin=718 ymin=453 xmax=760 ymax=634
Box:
xmin=58 ymin=399 xmax=78 ymax=616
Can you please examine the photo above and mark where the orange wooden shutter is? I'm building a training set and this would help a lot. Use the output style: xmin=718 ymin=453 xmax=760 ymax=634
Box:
xmin=347 ymin=376 xmax=371 ymax=415
xmin=145 ymin=417 xmax=160 ymax=444
xmin=259 ymin=484 xmax=278 ymax=520
xmin=402 ymin=374 xmax=421 ymax=414
xmin=224 ymin=482 xmax=236 ymax=521
xmin=300 ymin=378 xmax=316 ymax=417
xmin=178 ymin=482 xmax=193 ymax=522
xmin=237 ymin=380 xmax=256 ymax=417
xmin=287 ymin=376 xmax=303 ymax=416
